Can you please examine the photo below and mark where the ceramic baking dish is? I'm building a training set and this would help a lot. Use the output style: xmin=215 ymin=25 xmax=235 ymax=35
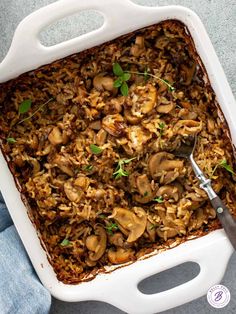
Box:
xmin=0 ymin=0 xmax=235 ymax=313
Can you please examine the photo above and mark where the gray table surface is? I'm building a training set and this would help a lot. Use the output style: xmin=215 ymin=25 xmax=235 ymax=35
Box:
xmin=0 ymin=0 xmax=235 ymax=313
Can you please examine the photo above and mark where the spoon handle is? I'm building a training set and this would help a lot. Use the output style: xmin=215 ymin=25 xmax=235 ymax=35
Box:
xmin=210 ymin=196 xmax=236 ymax=250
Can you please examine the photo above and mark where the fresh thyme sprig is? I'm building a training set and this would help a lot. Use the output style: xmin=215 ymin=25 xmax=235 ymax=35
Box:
xmin=17 ymin=97 xmax=54 ymax=125
xmin=113 ymin=157 xmax=136 ymax=179
xmin=112 ymin=62 xmax=175 ymax=96
xmin=211 ymin=159 xmax=235 ymax=177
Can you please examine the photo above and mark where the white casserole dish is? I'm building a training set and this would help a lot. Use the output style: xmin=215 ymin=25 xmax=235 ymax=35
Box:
xmin=0 ymin=0 xmax=235 ymax=313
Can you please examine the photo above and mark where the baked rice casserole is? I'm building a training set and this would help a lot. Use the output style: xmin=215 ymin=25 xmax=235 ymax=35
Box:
xmin=0 ymin=20 xmax=235 ymax=284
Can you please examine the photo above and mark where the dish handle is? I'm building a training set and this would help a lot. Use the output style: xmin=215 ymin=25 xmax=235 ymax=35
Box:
xmin=0 ymin=0 xmax=155 ymax=83
xmin=89 ymin=231 xmax=233 ymax=314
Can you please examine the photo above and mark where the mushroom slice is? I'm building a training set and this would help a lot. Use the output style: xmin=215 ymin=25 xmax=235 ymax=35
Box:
xmin=130 ymin=84 xmax=157 ymax=118
xmin=48 ymin=126 xmax=63 ymax=145
xmin=96 ymin=129 xmax=107 ymax=146
xmin=93 ymin=74 xmax=114 ymax=92
xmin=102 ymin=114 xmax=125 ymax=137
xmin=127 ymin=125 xmax=152 ymax=153
xmin=133 ymin=174 xmax=154 ymax=204
xmin=124 ymin=109 xmax=141 ymax=125
xmin=156 ymin=97 xmax=175 ymax=114
xmin=174 ymin=120 xmax=202 ymax=136
xmin=108 ymin=247 xmax=134 ymax=264
xmin=181 ymin=61 xmax=196 ymax=86
xmin=156 ymin=228 xmax=178 ymax=239
xmin=53 ymin=154 xmax=74 ymax=176
xmin=148 ymin=152 xmax=184 ymax=179
xmin=86 ymin=226 xmax=107 ymax=261
xmin=156 ymin=183 xmax=183 ymax=202
xmin=109 ymin=232 xmax=124 ymax=247
xmin=110 ymin=207 xmax=147 ymax=242
xmin=64 ymin=180 xmax=83 ymax=203
xmin=130 ymin=36 xmax=145 ymax=57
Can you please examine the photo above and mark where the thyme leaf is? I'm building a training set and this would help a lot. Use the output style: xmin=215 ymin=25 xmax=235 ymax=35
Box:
xmin=153 ymin=196 xmax=164 ymax=203
xmin=90 ymin=144 xmax=103 ymax=155
xmin=18 ymin=99 xmax=32 ymax=114
xmin=7 ymin=137 xmax=17 ymax=144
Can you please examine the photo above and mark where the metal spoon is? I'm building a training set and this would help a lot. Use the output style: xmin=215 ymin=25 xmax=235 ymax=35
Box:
xmin=173 ymin=135 xmax=236 ymax=250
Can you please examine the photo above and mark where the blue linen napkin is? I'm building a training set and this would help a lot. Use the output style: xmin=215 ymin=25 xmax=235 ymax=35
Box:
xmin=0 ymin=193 xmax=51 ymax=314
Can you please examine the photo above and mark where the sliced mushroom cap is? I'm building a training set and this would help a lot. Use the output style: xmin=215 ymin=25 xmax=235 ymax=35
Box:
xmin=156 ymin=97 xmax=175 ymax=114
xmin=133 ymin=174 xmax=154 ymax=203
xmin=96 ymin=128 xmax=107 ymax=146
xmin=156 ymin=182 xmax=183 ymax=202
xmin=124 ymin=109 xmax=141 ymax=124
xmin=148 ymin=152 xmax=184 ymax=180
xmin=93 ymin=74 xmax=114 ymax=92
xmin=174 ymin=120 xmax=202 ymax=136
xmin=53 ymin=154 xmax=74 ymax=176
xmin=109 ymin=232 xmax=124 ymax=247
xmin=108 ymin=247 xmax=134 ymax=264
xmin=86 ymin=226 xmax=107 ymax=261
xmin=74 ymin=175 xmax=90 ymax=190
xmin=48 ymin=126 xmax=63 ymax=146
xmin=102 ymin=114 xmax=125 ymax=137
xmin=130 ymin=84 xmax=157 ymax=118
xmin=127 ymin=125 xmax=152 ymax=153
xmin=130 ymin=36 xmax=145 ymax=57
xmin=156 ymin=228 xmax=178 ymax=239
xmin=64 ymin=180 xmax=84 ymax=203
xmin=181 ymin=61 xmax=196 ymax=86
xmin=110 ymin=207 xmax=147 ymax=242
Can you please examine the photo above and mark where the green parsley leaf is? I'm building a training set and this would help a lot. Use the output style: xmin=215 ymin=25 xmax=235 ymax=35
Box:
xmin=60 ymin=239 xmax=71 ymax=246
xmin=105 ymin=222 xmax=119 ymax=235
xmin=153 ymin=196 xmax=164 ymax=203
xmin=219 ymin=159 xmax=235 ymax=175
xmin=90 ymin=144 xmax=103 ymax=155
xmin=144 ymin=191 xmax=148 ymax=197
xmin=120 ymin=82 xmax=129 ymax=96
xmin=19 ymin=99 xmax=32 ymax=114
xmin=113 ymin=62 xmax=124 ymax=76
xmin=7 ymin=137 xmax=16 ymax=144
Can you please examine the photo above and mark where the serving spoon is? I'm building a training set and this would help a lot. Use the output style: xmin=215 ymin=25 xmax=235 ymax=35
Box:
xmin=173 ymin=136 xmax=236 ymax=250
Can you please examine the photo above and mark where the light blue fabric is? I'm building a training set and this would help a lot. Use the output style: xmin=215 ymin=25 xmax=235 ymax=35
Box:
xmin=0 ymin=193 xmax=51 ymax=314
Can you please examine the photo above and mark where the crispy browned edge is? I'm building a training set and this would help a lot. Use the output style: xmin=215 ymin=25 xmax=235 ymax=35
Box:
xmin=1 ymin=19 xmax=231 ymax=284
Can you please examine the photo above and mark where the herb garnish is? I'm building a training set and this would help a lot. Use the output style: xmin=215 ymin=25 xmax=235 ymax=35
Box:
xmin=60 ymin=239 xmax=71 ymax=246
xmin=17 ymin=98 xmax=54 ymax=125
xmin=105 ymin=222 xmax=119 ymax=235
xmin=113 ymin=63 xmax=131 ymax=96
xmin=113 ymin=157 xmax=136 ymax=179
xmin=211 ymin=159 xmax=235 ymax=176
xmin=7 ymin=137 xmax=17 ymax=144
xmin=18 ymin=99 xmax=32 ymax=114
xmin=153 ymin=196 xmax=164 ymax=203
xmin=144 ymin=191 xmax=149 ymax=197
xmin=82 ymin=165 xmax=93 ymax=171
xmin=90 ymin=144 xmax=103 ymax=155
xmin=112 ymin=62 xmax=175 ymax=96
xmin=158 ymin=122 xmax=165 ymax=138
